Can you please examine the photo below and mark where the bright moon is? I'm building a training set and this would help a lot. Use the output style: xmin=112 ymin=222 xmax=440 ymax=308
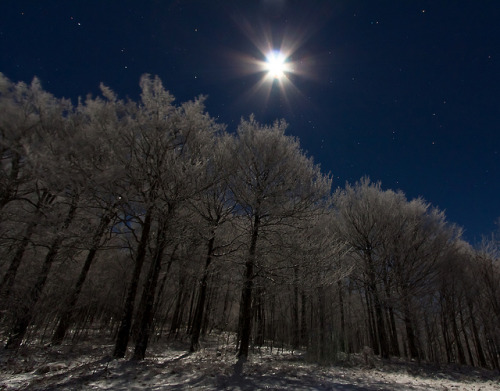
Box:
xmin=264 ymin=51 xmax=290 ymax=80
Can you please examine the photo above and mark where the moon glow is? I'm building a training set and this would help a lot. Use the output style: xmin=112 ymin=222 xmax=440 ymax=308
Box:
xmin=264 ymin=51 xmax=290 ymax=80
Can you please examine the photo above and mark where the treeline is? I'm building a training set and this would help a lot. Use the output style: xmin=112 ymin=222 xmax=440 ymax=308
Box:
xmin=0 ymin=73 xmax=499 ymax=367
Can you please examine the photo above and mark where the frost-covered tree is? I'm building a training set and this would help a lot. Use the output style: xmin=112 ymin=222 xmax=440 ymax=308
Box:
xmin=229 ymin=116 xmax=331 ymax=359
xmin=187 ymin=133 xmax=239 ymax=352
xmin=333 ymin=178 xmax=403 ymax=358
xmin=3 ymin=79 xmax=83 ymax=349
xmin=51 ymin=86 xmax=127 ymax=345
xmin=0 ymin=74 xmax=65 ymax=299
xmin=389 ymin=198 xmax=460 ymax=360
xmin=107 ymin=75 xmax=222 ymax=360
xmin=333 ymin=178 xmax=465 ymax=361
xmin=131 ymin=94 xmax=222 ymax=360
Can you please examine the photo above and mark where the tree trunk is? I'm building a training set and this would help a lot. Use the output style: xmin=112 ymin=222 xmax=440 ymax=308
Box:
xmin=317 ymin=285 xmax=327 ymax=361
xmin=365 ymin=251 xmax=389 ymax=359
xmin=441 ymin=310 xmax=452 ymax=363
xmin=370 ymin=286 xmax=389 ymax=358
xmin=151 ymin=244 xmax=177 ymax=325
xmin=1 ymin=219 xmax=38 ymax=300
xmin=1 ymin=189 xmax=54 ymax=299
xmin=201 ymin=274 xmax=217 ymax=336
xmin=113 ymin=207 xmax=153 ymax=358
xmin=388 ymin=305 xmax=400 ymax=357
xmin=5 ymin=193 xmax=78 ymax=349
xmin=469 ymin=303 xmax=487 ymax=367
xmin=0 ymin=151 xmax=21 ymax=210
xmin=254 ymin=287 xmax=265 ymax=347
xmin=403 ymin=307 xmax=419 ymax=360
xmin=458 ymin=305 xmax=474 ymax=366
xmin=364 ymin=288 xmax=378 ymax=355
xmin=384 ymin=281 xmax=400 ymax=357
xmin=300 ymin=290 xmax=308 ymax=347
xmin=486 ymin=335 xmax=500 ymax=370
xmin=132 ymin=217 xmax=168 ymax=360
xmin=374 ymin=301 xmax=389 ymax=357
xmin=186 ymin=281 xmax=197 ymax=334
xmin=237 ymin=213 xmax=259 ymax=358
xmin=51 ymin=211 xmax=112 ymax=345
xmin=169 ymin=274 xmax=186 ymax=337
xmin=190 ymin=235 xmax=215 ymax=352
xmin=450 ymin=304 xmax=466 ymax=365
xmin=292 ymin=267 xmax=300 ymax=349
xmin=219 ymin=282 xmax=231 ymax=331
xmin=338 ymin=280 xmax=346 ymax=352
xmin=403 ymin=294 xmax=419 ymax=360
xmin=424 ymin=317 xmax=437 ymax=363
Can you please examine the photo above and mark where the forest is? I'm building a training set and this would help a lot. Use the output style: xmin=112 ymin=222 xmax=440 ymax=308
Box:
xmin=0 ymin=72 xmax=499 ymax=374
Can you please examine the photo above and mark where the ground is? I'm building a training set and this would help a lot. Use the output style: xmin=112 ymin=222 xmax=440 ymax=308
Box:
xmin=0 ymin=335 xmax=499 ymax=390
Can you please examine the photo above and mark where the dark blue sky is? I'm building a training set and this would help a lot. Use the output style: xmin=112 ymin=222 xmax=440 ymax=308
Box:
xmin=1 ymin=1 xmax=499 ymax=242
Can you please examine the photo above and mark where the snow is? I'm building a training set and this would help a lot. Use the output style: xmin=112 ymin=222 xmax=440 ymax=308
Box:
xmin=1 ymin=337 xmax=499 ymax=390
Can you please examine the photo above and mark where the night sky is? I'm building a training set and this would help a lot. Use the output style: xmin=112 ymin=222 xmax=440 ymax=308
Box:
xmin=1 ymin=1 xmax=499 ymax=242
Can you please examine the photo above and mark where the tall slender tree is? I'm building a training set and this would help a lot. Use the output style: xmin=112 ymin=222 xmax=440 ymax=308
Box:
xmin=229 ymin=116 xmax=331 ymax=359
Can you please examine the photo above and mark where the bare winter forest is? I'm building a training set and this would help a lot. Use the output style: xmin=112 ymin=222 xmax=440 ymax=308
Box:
xmin=0 ymin=73 xmax=499 ymax=389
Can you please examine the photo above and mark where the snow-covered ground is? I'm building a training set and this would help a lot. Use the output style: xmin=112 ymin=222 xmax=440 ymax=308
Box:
xmin=1 ymin=337 xmax=499 ymax=390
